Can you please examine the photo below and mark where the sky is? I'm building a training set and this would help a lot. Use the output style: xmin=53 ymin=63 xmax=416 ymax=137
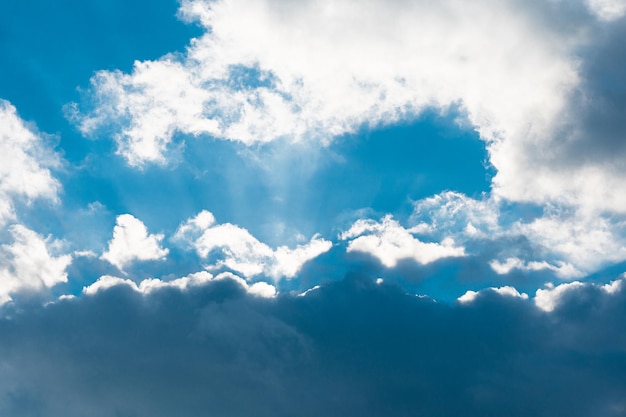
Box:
xmin=0 ymin=0 xmax=626 ymax=415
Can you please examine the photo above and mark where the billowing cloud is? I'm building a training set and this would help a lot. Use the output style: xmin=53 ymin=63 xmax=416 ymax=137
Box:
xmin=174 ymin=210 xmax=331 ymax=279
xmin=68 ymin=0 xmax=626 ymax=243
xmin=0 ymin=99 xmax=61 ymax=225
xmin=0 ymin=275 xmax=625 ymax=416
xmin=585 ymin=0 xmax=626 ymax=20
xmin=101 ymin=214 xmax=169 ymax=270
xmin=410 ymin=191 xmax=626 ymax=278
xmin=83 ymin=270 xmax=276 ymax=298
xmin=70 ymin=0 xmax=576 ymax=166
xmin=340 ymin=215 xmax=465 ymax=267
xmin=534 ymin=281 xmax=586 ymax=312
xmin=457 ymin=285 xmax=529 ymax=303
xmin=0 ymin=225 xmax=71 ymax=304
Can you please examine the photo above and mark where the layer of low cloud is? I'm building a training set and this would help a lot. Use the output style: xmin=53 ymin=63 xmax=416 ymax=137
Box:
xmin=101 ymin=214 xmax=169 ymax=271
xmin=0 ymin=274 xmax=624 ymax=416
xmin=174 ymin=210 xmax=332 ymax=279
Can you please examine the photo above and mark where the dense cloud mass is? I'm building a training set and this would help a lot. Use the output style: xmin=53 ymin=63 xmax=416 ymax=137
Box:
xmin=0 ymin=276 xmax=625 ymax=417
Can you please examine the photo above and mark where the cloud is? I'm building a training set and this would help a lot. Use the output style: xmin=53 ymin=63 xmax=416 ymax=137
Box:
xmin=340 ymin=214 xmax=465 ymax=267
xmin=585 ymin=0 xmax=626 ymax=20
xmin=71 ymin=0 xmax=577 ymax=166
xmin=410 ymin=191 xmax=501 ymax=238
xmin=489 ymin=257 xmax=583 ymax=279
xmin=101 ymin=214 xmax=169 ymax=270
xmin=457 ymin=285 xmax=529 ymax=303
xmin=409 ymin=191 xmax=626 ymax=278
xmin=0 ymin=225 xmax=72 ymax=304
xmin=83 ymin=270 xmax=276 ymax=298
xmin=0 ymin=274 xmax=625 ymax=416
xmin=0 ymin=99 xmax=61 ymax=225
xmin=174 ymin=210 xmax=331 ymax=279
xmin=534 ymin=281 xmax=586 ymax=312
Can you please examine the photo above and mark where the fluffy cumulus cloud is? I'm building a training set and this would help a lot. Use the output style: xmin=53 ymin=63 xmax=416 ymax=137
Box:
xmin=409 ymin=191 xmax=626 ymax=278
xmin=457 ymin=285 xmax=529 ymax=303
xmin=0 ymin=225 xmax=71 ymax=304
xmin=174 ymin=210 xmax=331 ymax=279
xmin=340 ymin=214 xmax=465 ymax=267
xmin=0 ymin=275 xmax=625 ymax=416
xmin=101 ymin=214 xmax=169 ymax=271
xmin=0 ymin=99 xmax=61 ymax=224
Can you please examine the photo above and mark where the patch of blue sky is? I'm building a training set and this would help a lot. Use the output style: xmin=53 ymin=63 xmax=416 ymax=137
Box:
xmin=0 ymin=0 xmax=202 ymax=162
xmin=165 ymin=110 xmax=490 ymax=245
xmin=44 ymin=108 xmax=488 ymax=247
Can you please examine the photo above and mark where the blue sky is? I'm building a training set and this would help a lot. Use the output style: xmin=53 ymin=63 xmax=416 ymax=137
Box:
xmin=1 ymin=0 xmax=626 ymax=415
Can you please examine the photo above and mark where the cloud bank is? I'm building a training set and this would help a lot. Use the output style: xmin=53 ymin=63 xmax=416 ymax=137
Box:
xmin=0 ymin=275 xmax=624 ymax=417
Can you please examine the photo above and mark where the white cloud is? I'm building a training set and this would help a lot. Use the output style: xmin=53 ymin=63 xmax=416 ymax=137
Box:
xmin=489 ymin=257 xmax=584 ymax=279
xmin=534 ymin=281 xmax=586 ymax=312
xmin=458 ymin=279 xmax=626 ymax=311
xmin=341 ymin=215 xmax=465 ymax=267
xmin=0 ymin=99 xmax=61 ymax=225
xmin=101 ymin=214 xmax=169 ymax=270
xmin=297 ymin=285 xmax=321 ymax=297
xmin=514 ymin=208 xmax=626 ymax=274
xmin=72 ymin=0 xmax=577 ymax=167
xmin=458 ymin=286 xmax=528 ymax=303
xmin=603 ymin=278 xmax=623 ymax=294
xmin=174 ymin=210 xmax=331 ymax=279
xmin=533 ymin=278 xmax=626 ymax=312
xmin=410 ymin=191 xmax=626 ymax=278
xmin=0 ymin=225 xmax=72 ymax=304
xmin=410 ymin=191 xmax=501 ymax=239
xmin=585 ymin=0 xmax=626 ymax=20
xmin=83 ymin=270 xmax=276 ymax=298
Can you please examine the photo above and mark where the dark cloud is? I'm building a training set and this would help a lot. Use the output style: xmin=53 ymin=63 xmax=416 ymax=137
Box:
xmin=543 ymin=17 xmax=626 ymax=169
xmin=0 ymin=275 xmax=624 ymax=416
xmin=574 ymin=20 xmax=626 ymax=160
